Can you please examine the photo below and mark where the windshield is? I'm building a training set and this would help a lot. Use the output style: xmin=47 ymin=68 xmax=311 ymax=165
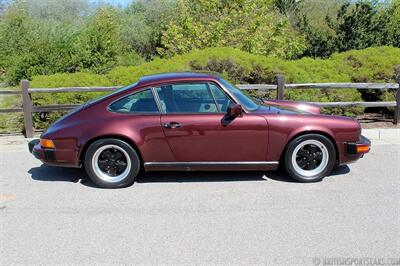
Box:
xmin=218 ymin=78 xmax=261 ymax=111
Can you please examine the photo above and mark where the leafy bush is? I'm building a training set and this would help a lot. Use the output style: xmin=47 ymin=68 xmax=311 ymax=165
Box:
xmin=31 ymin=72 xmax=113 ymax=87
xmin=33 ymin=46 xmax=400 ymax=86
xmin=0 ymin=94 xmax=23 ymax=133
xmin=116 ymin=52 xmax=145 ymax=67
xmin=30 ymin=72 xmax=114 ymax=129
xmin=29 ymin=46 xmax=400 ymax=128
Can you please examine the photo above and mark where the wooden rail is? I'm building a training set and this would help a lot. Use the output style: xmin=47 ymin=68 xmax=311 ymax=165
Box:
xmin=0 ymin=75 xmax=399 ymax=138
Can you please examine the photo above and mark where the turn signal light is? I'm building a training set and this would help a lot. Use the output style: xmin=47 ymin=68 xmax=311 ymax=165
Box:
xmin=356 ymin=145 xmax=370 ymax=153
xmin=40 ymin=139 xmax=55 ymax=149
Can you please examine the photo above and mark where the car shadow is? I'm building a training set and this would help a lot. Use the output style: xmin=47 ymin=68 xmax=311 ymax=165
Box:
xmin=28 ymin=165 xmax=87 ymax=183
xmin=137 ymin=165 xmax=350 ymax=183
xmin=136 ymin=171 xmax=271 ymax=183
xmin=28 ymin=164 xmax=350 ymax=187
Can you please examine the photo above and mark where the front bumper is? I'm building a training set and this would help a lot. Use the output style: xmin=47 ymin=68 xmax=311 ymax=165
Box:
xmin=345 ymin=135 xmax=371 ymax=155
xmin=29 ymin=139 xmax=56 ymax=161
xmin=28 ymin=139 xmax=39 ymax=153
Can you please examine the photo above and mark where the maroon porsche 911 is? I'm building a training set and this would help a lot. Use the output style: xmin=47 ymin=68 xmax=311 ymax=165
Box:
xmin=29 ymin=73 xmax=370 ymax=188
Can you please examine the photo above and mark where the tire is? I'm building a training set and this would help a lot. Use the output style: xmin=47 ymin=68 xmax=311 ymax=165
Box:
xmin=284 ymin=134 xmax=336 ymax=183
xmin=84 ymin=138 xmax=140 ymax=188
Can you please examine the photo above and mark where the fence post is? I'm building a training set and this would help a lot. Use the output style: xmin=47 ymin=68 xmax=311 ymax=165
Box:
xmin=21 ymin=80 xmax=34 ymax=138
xmin=395 ymin=67 xmax=400 ymax=125
xmin=276 ymin=75 xmax=285 ymax=100
xmin=395 ymin=87 xmax=400 ymax=125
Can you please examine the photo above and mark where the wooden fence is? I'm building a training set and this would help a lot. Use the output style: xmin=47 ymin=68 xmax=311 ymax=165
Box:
xmin=0 ymin=75 xmax=399 ymax=138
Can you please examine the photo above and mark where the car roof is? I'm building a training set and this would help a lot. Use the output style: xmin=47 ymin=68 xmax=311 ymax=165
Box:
xmin=137 ymin=72 xmax=220 ymax=87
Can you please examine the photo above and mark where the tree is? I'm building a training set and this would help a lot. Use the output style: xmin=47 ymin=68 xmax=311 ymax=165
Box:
xmin=0 ymin=1 xmax=32 ymax=70
xmin=0 ymin=0 xmax=92 ymax=84
xmin=275 ymin=0 xmax=301 ymax=15
xmin=158 ymin=0 xmax=306 ymax=59
xmin=296 ymin=0 xmax=345 ymax=31
xmin=26 ymin=0 xmax=90 ymax=22
xmin=327 ymin=1 xmax=384 ymax=52
xmin=80 ymin=7 xmax=121 ymax=73
xmin=120 ymin=0 xmax=177 ymax=59
xmin=298 ymin=15 xmax=336 ymax=58
xmin=0 ymin=1 xmax=31 ymax=52
xmin=0 ymin=0 xmax=6 ymax=15
xmin=274 ymin=0 xmax=302 ymax=25
xmin=382 ymin=0 xmax=400 ymax=47
xmin=296 ymin=0 xmax=399 ymax=58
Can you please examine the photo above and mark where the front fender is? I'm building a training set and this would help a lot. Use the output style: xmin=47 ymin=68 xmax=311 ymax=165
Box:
xmin=264 ymin=100 xmax=321 ymax=114
xmin=265 ymin=114 xmax=360 ymax=164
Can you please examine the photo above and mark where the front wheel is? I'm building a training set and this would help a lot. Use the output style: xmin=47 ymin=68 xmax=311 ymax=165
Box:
xmin=284 ymin=134 xmax=336 ymax=183
xmin=84 ymin=138 xmax=140 ymax=188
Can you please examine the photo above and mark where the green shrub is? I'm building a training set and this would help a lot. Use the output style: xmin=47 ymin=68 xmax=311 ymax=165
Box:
xmin=30 ymin=72 xmax=115 ymax=129
xmin=116 ymin=52 xmax=145 ymax=67
xmin=0 ymin=94 xmax=23 ymax=133
xmin=32 ymin=46 xmax=400 ymax=87
xmin=29 ymin=46 xmax=400 ymax=128
xmin=31 ymin=72 xmax=114 ymax=87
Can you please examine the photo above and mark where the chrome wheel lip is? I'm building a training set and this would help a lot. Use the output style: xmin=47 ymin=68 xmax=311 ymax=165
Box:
xmin=291 ymin=139 xmax=329 ymax=178
xmin=92 ymin=144 xmax=131 ymax=183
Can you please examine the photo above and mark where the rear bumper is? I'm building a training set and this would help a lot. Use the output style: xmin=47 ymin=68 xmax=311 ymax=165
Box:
xmin=29 ymin=139 xmax=79 ymax=168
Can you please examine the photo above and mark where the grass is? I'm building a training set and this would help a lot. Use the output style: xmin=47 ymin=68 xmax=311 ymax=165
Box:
xmin=0 ymin=88 xmax=23 ymax=134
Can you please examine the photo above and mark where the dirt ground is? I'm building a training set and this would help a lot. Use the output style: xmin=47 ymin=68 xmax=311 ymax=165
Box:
xmin=358 ymin=113 xmax=400 ymax=129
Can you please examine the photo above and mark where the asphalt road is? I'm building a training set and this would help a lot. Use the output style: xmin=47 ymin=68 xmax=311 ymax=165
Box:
xmin=0 ymin=144 xmax=399 ymax=265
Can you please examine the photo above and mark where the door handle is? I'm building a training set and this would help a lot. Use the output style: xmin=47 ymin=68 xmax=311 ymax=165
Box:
xmin=164 ymin=122 xmax=182 ymax=129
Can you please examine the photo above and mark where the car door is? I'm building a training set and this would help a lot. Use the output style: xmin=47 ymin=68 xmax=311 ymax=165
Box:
xmin=107 ymin=88 xmax=175 ymax=163
xmin=154 ymin=82 xmax=268 ymax=162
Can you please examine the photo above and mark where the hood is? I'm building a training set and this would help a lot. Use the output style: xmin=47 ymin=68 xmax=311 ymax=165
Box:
xmin=263 ymin=100 xmax=321 ymax=114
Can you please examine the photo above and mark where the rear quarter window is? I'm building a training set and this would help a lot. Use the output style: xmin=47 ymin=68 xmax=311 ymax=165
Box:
xmin=108 ymin=89 xmax=159 ymax=113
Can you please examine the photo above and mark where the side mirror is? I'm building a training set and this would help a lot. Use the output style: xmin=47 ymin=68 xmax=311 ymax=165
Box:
xmin=227 ymin=103 xmax=243 ymax=118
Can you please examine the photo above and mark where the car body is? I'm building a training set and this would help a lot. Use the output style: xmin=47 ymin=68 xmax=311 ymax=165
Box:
xmin=29 ymin=72 xmax=370 ymax=188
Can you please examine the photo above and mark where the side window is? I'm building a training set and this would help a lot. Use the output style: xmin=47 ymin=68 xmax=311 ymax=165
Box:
xmin=109 ymin=89 xmax=159 ymax=113
xmin=209 ymin=83 xmax=233 ymax=112
xmin=155 ymin=83 xmax=219 ymax=113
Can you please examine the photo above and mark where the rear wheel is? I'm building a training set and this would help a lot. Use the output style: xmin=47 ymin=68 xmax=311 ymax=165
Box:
xmin=284 ymin=134 xmax=336 ymax=182
xmin=84 ymin=138 xmax=140 ymax=188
